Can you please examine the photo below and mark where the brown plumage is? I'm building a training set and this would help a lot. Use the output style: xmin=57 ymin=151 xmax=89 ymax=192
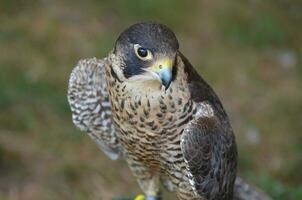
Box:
xmin=67 ymin=22 xmax=271 ymax=200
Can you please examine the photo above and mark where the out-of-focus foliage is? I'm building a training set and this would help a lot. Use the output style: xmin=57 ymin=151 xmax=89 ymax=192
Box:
xmin=0 ymin=0 xmax=301 ymax=199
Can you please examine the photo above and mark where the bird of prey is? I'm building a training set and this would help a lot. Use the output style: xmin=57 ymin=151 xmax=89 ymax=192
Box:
xmin=67 ymin=22 xmax=271 ymax=200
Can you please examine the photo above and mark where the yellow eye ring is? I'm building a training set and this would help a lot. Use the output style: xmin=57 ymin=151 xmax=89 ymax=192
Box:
xmin=134 ymin=44 xmax=153 ymax=61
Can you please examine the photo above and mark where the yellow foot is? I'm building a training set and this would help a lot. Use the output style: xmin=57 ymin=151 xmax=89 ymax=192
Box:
xmin=134 ymin=194 xmax=161 ymax=200
xmin=134 ymin=194 xmax=145 ymax=200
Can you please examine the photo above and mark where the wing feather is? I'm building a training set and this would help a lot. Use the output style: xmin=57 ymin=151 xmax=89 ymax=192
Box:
xmin=67 ymin=58 xmax=120 ymax=160
xmin=181 ymin=104 xmax=237 ymax=199
xmin=179 ymin=52 xmax=237 ymax=199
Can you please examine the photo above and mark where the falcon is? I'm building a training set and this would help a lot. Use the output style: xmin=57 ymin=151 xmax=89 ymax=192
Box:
xmin=67 ymin=22 xmax=270 ymax=200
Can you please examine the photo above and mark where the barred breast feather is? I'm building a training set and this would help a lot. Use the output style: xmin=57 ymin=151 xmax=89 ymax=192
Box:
xmin=67 ymin=58 xmax=120 ymax=160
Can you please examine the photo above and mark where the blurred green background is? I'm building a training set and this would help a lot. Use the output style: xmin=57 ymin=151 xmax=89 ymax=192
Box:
xmin=0 ymin=0 xmax=301 ymax=199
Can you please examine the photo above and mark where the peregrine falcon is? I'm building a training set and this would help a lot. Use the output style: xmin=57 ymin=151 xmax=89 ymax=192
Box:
xmin=67 ymin=22 xmax=270 ymax=200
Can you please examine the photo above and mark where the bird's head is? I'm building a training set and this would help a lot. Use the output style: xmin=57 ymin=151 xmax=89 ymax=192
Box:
xmin=112 ymin=22 xmax=179 ymax=90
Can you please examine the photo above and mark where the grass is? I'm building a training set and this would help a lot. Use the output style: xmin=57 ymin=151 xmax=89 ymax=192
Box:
xmin=0 ymin=0 xmax=301 ymax=199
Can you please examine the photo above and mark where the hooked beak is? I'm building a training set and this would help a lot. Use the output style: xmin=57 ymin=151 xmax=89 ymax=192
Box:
xmin=150 ymin=59 xmax=173 ymax=89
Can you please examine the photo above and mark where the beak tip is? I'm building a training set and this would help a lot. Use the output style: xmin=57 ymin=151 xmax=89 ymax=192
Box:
xmin=162 ymin=79 xmax=172 ymax=90
xmin=159 ymin=69 xmax=172 ymax=90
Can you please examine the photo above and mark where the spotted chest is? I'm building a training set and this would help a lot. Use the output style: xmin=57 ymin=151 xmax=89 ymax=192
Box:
xmin=104 ymin=56 xmax=197 ymax=171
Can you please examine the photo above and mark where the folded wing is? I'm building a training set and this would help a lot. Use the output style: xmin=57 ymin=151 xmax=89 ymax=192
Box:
xmin=181 ymin=102 xmax=237 ymax=200
xmin=67 ymin=58 xmax=120 ymax=160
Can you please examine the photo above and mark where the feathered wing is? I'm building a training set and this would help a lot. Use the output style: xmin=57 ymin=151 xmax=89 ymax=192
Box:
xmin=180 ymin=52 xmax=237 ymax=199
xmin=180 ymin=102 xmax=237 ymax=200
xmin=180 ymin=52 xmax=271 ymax=200
xmin=67 ymin=58 xmax=120 ymax=160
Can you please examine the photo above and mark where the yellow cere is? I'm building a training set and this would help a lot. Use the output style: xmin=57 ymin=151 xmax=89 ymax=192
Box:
xmin=152 ymin=59 xmax=173 ymax=72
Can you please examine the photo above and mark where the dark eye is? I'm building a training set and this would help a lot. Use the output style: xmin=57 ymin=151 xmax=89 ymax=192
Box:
xmin=134 ymin=44 xmax=153 ymax=60
xmin=137 ymin=47 xmax=148 ymax=57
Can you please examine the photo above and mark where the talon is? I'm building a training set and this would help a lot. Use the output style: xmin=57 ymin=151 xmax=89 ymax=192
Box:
xmin=134 ymin=194 xmax=145 ymax=200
